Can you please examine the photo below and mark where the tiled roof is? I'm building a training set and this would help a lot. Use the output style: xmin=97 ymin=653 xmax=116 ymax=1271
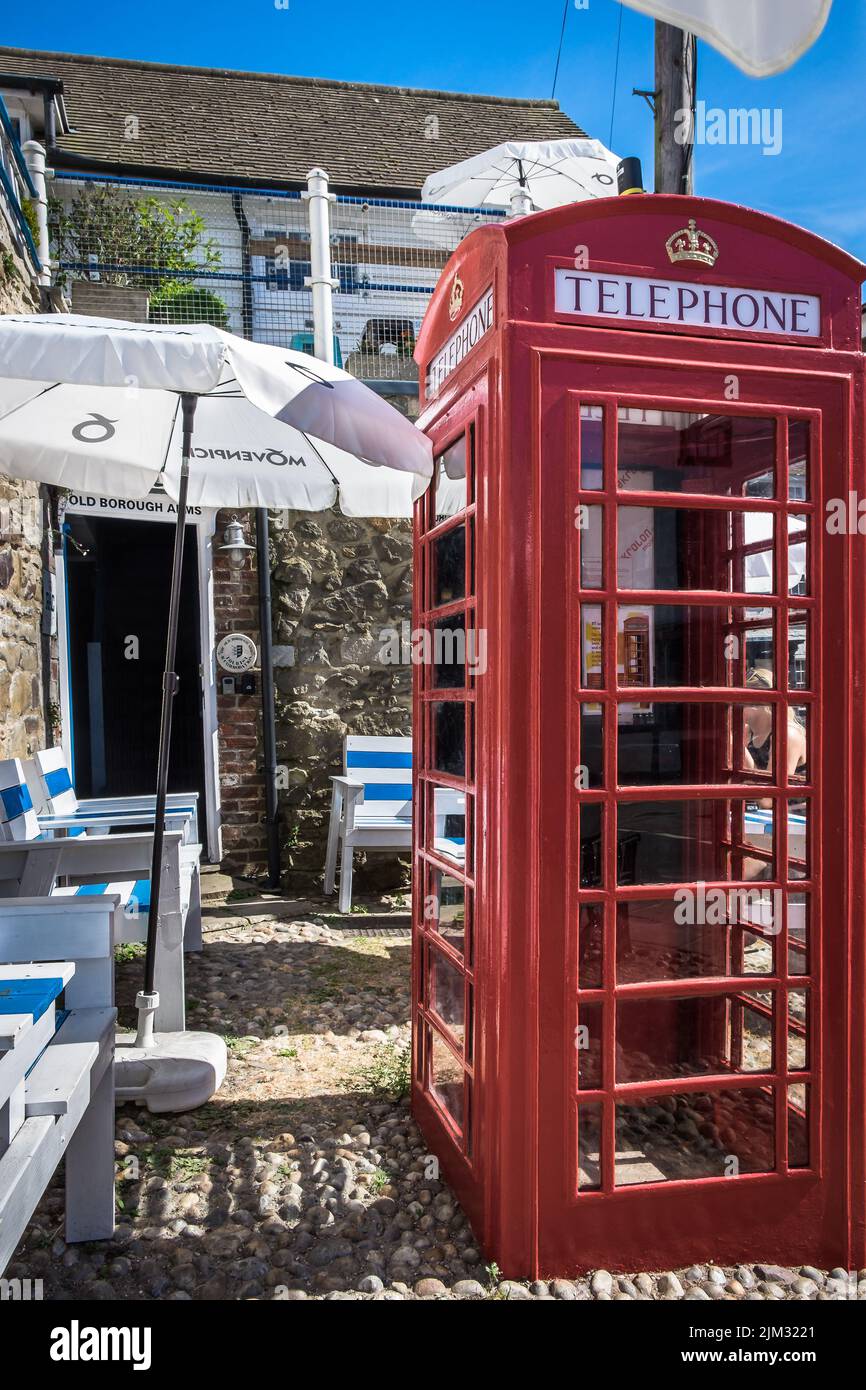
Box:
xmin=0 ymin=47 xmax=586 ymax=195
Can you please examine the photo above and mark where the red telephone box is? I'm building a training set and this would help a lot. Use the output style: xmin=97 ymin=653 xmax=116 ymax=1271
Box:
xmin=411 ymin=194 xmax=866 ymax=1276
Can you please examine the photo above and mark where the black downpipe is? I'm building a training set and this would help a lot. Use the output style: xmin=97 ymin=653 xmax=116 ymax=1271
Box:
xmin=257 ymin=508 xmax=281 ymax=888
xmin=233 ymin=192 xmax=281 ymax=887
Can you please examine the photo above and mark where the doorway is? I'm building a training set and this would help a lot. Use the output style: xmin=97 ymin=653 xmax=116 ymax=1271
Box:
xmin=63 ymin=514 xmax=208 ymax=848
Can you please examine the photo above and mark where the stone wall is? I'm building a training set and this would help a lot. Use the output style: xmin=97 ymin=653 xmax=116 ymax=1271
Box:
xmin=0 ymin=216 xmax=53 ymax=761
xmin=271 ymin=508 xmax=413 ymax=893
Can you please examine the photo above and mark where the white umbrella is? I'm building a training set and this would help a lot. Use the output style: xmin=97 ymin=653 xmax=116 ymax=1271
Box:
xmin=0 ymin=312 xmax=432 ymax=1105
xmin=419 ymin=138 xmax=621 ymax=215
xmin=620 ymin=1 xmax=832 ymax=78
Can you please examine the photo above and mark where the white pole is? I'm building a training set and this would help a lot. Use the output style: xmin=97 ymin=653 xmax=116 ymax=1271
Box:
xmin=303 ymin=167 xmax=338 ymax=365
xmin=509 ymin=187 xmax=532 ymax=218
xmin=22 ymin=140 xmax=51 ymax=288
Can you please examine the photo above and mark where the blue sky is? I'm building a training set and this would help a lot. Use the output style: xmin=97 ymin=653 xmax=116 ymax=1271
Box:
xmin=5 ymin=0 xmax=864 ymax=259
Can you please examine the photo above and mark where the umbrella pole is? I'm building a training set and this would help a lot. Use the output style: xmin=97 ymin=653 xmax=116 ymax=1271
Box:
xmin=138 ymin=392 xmax=198 ymax=1033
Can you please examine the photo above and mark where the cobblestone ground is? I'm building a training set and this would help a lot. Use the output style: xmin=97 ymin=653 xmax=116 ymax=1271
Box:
xmin=8 ymin=915 xmax=865 ymax=1301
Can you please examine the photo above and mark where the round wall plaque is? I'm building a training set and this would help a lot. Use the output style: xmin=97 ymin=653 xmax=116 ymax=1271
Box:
xmin=216 ymin=633 xmax=258 ymax=672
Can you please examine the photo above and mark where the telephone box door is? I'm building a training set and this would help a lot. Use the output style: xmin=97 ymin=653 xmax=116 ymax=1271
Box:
xmin=535 ymin=352 xmax=852 ymax=1272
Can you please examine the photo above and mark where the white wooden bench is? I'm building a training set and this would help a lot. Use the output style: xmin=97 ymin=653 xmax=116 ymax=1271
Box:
xmin=323 ymin=736 xmax=466 ymax=910
xmin=0 ymin=757 xmax=200 ymax=1032
xmin=0 ymin=896 xmax=116 ymax=1274
xmin=25 ymin=746 xmax=200 ymax=845
xmin=324 ymin=735 xmax=413 ymax=911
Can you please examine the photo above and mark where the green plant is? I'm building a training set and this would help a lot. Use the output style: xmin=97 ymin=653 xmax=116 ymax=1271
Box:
xmin=148 ymin=280 xmax=230 ymax=329
xmin=114 ymin=942 xmax=146 ymax=963
xmin=355 ymin=1041 xmax=411 ymax=1099
xmin=50 ymin=185 xmax=222 ymax=292
xmin=484 ymin=1261 xmax=502 ymax=1288
xmin=368 ymin=1166 xmax=391 ymax=1194
xmin=21 ymin=198 xmax=40 ymax=246
xmin=224 ymin=1034 xmax=259 ymax=1057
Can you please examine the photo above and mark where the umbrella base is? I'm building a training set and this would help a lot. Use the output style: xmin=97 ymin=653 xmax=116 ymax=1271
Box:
xmin=115 ymin=1029 xmax=228 ymax=1113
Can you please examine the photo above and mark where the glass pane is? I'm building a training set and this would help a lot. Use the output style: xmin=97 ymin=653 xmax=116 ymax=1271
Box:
xmin=788 ymin=989 xmax=809 ymax=1071
xmin=580 ymin=705 xmax=604 ymax=788
xmin=616 ymin=989 xmax=774 ymax=1082
xmin=616 ymin=605 xmax=777 ymax=688
xmin=614 ymin=1088 xmax=775 ymax=1185
xmin=617 ymin=409 xmax=775 ymax=498
xmin=789 ymin=615 xmax=809 ymax=690
xmin=616 ymin=892 xmax=777 ymax=983
xmin=578 ymin=1103 xmax=603 ymax=1190
xmin=616 ymin=507 xmax=776 ymax=594
xmin=429 ymin=869 xmax=467 ymax=958
xmin=788 ymin=515 xmax=808 ymax=596
xmin=579 ymin=803 xmax=604 ymax=888
xmin=428 ymin=1027 xmax=464 ymax=1128
xmin=616 ymin=702 xmax=774 ymax=786
xmin=433 ymin=701 xmax=465 ymax=778
xmin=434 ymin=435 xmax=467 ymax=520
xmin=578 ymin=903 xmax=604 ymax=988
xmin=579 ymin=505 xmax=604 ymax=589
xmin=577 ymin=1002 xmax=603 ymax=1089
xmin=788 ymin=893 xmax=808 ymax=975
xmin=788 ymin=420 xmax=809 ymax=501
xmin=788 ymin=1083 xmax=810 ymax=1167
xmin=787 ymin=801 xmax=809 ymax=879
xmin=431 ymin=613 xmax=466 ymax=688
xmin=580 ymin=405 xmax=604 ymax=489
xmin=617 ymin=798 xmax=788 ymax=885
xmin=431 ymin=787 xmax=466 ymax=866
xmin=580 ymin=604 xmax=604 ymax=689
xmin=430 ymin=946 xmax=466 ymax=1049
xmin=431 ymin=524 xmax=465 ymax=607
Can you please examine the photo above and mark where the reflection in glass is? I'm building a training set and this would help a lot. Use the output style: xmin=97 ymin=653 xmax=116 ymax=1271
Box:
xmin=615 ymin=894 xmax=776 ymax=983
xmin=580 ymin=705 xmax=604 ymax=788
xmin=431 ymin=612 xmax=466 ymax=689
xmin=432 ymin=787 xmax=466 ymax=866
xmin=430 ymin=947 xmax=466 ymax=1048
xmin=788 ymin=1083 xmax=809 ymax=1168
xmin=617 ymin=409 xmax=776 ymax=498
xmin=614 ymin=1088 xmax=775 ymax=1185
xmin=433 ymin=701 xmax=465 ymax=778
xmin=577 ymin=1002 xmax=603 ymax=1089
xmin=788 ymin=989 xmax=809 ymax=1071
xmin=580 ymin=505 xmax=604 ymax=589
xmin=434 ymin=434 xmax=468 ymax=519
xmin=431 ymin=869 xmax=467 ymax=958
xmin=580 ymin=405 xmax=604 ymax=490
xmin=429 ymin=1027 xmax=464 ymax=1128
xmin=616 ymin=508 xmax=775 ymax=593
xmin=789 ymin=420 xmax=809 ymax=501
xmin=578 ymin=1103 xmax=603 ymax=1190
xmin=616 ymin=989 xmax=773 ymax=1082
xmin=580 ymin=803 xmax=603 ymax=888
xmin=616 ymin=702 xmax=776 ymax=787
xmin=578 ymin=903 xmax=604 ymax=988
xmin=432 ymin=524 xmax=465 ymax=606
xmin=616 ymin=799 xmax=779 ymax=885
xmin=615 ymin=605 xmax=776 ymax=688
xmin=788 ymin=894 xmax=808 ymax=975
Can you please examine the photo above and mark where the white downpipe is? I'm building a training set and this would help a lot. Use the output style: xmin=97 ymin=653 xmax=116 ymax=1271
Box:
xmin=22 ymin=140 xmax=51 ymax=287
xmin=303 ymin=167 xmax=338 ymax=365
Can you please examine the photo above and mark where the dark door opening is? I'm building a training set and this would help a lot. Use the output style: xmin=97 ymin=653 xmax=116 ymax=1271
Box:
xmin=65 ymin=514 xmax=207 ymax=848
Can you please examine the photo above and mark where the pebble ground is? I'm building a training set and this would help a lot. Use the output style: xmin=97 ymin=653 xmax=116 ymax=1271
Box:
xmin=7 ymin=914 xmax=865 ymax=1301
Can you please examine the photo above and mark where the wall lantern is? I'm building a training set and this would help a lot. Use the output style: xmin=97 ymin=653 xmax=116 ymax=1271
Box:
xmin=218 ymin=515 xmax=255 ymax=570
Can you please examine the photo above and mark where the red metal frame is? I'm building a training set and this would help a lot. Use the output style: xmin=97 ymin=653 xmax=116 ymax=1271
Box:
xmin=412 ymin=195 xmax=866 ymax=1277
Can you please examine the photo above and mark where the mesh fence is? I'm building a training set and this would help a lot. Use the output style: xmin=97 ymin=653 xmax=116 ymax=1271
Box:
xmin=52 ymin=174 xmax=506 ymax=381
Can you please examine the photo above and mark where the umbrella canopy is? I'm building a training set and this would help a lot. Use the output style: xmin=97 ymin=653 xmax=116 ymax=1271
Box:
xmin=419 ymin=138 xmax=621 ymax=214
xmin=0 ymin=312 xmax=432 ymax=1029
xmin=620 ymin=1 xmax=832 ymax=78
xmin=0 ymin=314 xmax=433 ymax=492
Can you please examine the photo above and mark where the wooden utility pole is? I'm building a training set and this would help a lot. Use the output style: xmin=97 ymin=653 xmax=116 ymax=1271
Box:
xmin=654 ymin=21 xmax=697 ymax=194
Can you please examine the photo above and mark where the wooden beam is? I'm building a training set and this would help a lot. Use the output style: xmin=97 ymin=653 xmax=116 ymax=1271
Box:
xmin=654 ymin=21 xmax=697 ymax=194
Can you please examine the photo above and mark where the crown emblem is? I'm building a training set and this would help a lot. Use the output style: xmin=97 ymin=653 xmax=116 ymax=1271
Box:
xmin=666 ymin=218 xmax=719 ymax=268
xmin=448 ymin=274 xmax=465 ymax=321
